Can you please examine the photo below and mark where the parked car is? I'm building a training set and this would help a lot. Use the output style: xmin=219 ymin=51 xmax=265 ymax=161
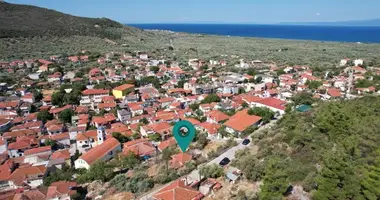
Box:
xmin=219 ymin=157 xmax=231 ymax=166
xmin=242 ymin=138 xmax=250 ymax=145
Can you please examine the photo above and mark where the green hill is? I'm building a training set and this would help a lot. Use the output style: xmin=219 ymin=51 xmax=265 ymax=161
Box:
xmin=0 ymin=1 xmax=130 ymax=39
xmin=233 ymin=96 xmax=380 ymax=199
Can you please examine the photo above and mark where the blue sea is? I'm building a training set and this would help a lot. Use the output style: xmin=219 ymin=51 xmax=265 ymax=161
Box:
xmin=129 ymin=24 xmax=380 ymax=43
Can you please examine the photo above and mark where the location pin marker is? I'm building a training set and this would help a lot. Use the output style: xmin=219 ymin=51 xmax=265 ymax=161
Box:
xmin=173 ymin=120 xmax=196 ymax=152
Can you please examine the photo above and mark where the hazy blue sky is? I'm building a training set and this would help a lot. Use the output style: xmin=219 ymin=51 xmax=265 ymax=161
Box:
xmin=7 ymin=0 xmax=380 ymax=24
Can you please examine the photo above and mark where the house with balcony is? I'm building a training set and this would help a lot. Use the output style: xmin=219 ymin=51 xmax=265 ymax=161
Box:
xmin=80 ymin=89 xmax=109 ymax=111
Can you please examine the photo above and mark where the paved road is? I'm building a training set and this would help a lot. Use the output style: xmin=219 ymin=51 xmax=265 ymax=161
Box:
xmin=140 ymin=118 xmax=279 ymax=200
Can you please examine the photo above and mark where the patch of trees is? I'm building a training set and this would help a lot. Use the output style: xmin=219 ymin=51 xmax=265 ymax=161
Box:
xmin=51 ymin=83 xmax=87 ymax=107
xmin=199 ymin=164 xmax=224 ymax=179
xmin=201 ymin=94 xmax=221 ymax=104
xmin=233 ymin=96 xmax=380 ymax=199
xmin=248 ymin=107 xmax=275 ymax=123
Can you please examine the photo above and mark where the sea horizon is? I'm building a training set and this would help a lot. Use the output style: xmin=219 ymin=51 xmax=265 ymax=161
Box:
xmin=128 ymin=23 xmax=380 ymax=43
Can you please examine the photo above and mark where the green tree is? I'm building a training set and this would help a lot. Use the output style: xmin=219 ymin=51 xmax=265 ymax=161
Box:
xmin=199 ymin=164 xmax=224 ymax=178
xmin=248 ymin=107 xmax=275 ymax=123
xmin=361 ymin=165 xmax=380 ymax=200
xmin=258 ymin=157 xmax=290 ymax=200
xmin=150 ymin=66 xmax=160 ymax=73
xmin=139 ymin=117 xmax=149 ymax=125
xmin=32 ymin=89 xmax=43 ymax=102
xmin=200 ymin=65 xmax=209 ymax=70
xmin=306 ymin=80 xmax=322 ymax=90
xmin=43 ymin=164 xmax=75 ymax=186
xmin=120 ymin=152 xmax=140 ymax=169
xmin=189 ymin=103 xmax=200 ymax=111
xmin=238 ymin=87 xmax=246 ymax=94
xmin=44 ymin=139 xmax=57 ymax=149
xmin=148 ymin=133 xmax=161 ymax=142
xmin=77 ymin=161 xmax=113 ymax=183
xmin=58 ymin=109 xmax=74 ymax=123
xmin=291 ymin=91 xmax=315 ymax=106
xmin=37 ymin=110 xmax=53 ymax=123
xmin=112 ymin=132 xmax=129 ymax=143
xmin=255 ymin=76 xmax=263 ymax=84
xmin=201 ymin=94 xmax=221 ymax=104
xmin=247 ymin=68 xmax=256 ymax=76
xmin=51 ymin=91 xmax=64 ymax=106
xmin=194 ymin=132 xmax=208 ymax=149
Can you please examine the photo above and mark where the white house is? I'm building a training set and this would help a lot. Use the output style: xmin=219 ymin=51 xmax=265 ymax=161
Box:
xmin=340 ymin=59 xmax=349 ymax=66
xmin=0 ymin=138 xmax=7 ymax=154
xmin=354 ymin=59 xmax=364 ymax=66
xmin=80 ymin=89 xmax=109 ymax=111
xmin=74 ymin=137 xmax=121 ymax=170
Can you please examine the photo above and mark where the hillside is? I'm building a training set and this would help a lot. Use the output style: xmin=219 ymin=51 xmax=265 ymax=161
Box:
xmin=2 ymin=2 xmax=380 ymax=67
xmin=233 ymin=96 xmax=380 ymax=199
xmin=0 ymin=1 xmax=132 ymax=39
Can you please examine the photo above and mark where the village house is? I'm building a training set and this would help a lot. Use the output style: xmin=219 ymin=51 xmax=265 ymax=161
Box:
xmin=75 ymin=137 xmax=121 ymax=170
xmin=153 ymin=179 xmax=204 ymax=200
xmin=80 ymin=89 xmax=109 ymax=111
xmin=112 ymin=84 xmax=135 ymax=99
xmin=224 ymin=109 xmax=262 ymax=135
xmin=7 ymin=165 xmax=48 ymax=189
xmin=76 ymin=127 xmax=106 ymax=153
xmin=169 ymin=153 xmax=192 ymax=169
xmin=23 ymin=146 xmax=52 ymax=164
xmin=140 ymin=122 xmax=172 ymax=140
xmin=122 ymin=138 xmax=156 ymax=160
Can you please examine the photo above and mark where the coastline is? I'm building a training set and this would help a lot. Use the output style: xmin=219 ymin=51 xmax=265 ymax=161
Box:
xmin=128 ymin=24 xmax=380 ymax=43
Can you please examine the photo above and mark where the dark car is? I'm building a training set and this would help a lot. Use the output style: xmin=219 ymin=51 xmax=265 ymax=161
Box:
xmin=219 ymin=157 xmax=231 ymax=166
xmin=242 ymin=138 xmax=250 ymax=145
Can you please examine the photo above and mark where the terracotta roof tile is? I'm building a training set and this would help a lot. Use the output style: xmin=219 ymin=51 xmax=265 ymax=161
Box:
xmin=224 ymin=109 xmax=262 ymax=132
xmin=78 ymin=137 xmax=120 ymax=165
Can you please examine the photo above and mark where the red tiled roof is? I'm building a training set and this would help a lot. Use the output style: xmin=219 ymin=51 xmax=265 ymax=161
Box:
xmin=47 ymin=181 xmax=77 ymax=199
xmin=142 ymin=122 xmax=172 ymax=135
xmin=169 ymin=153 xmax=192 ymax=169
xmin=2 ymin=129 xmax=36 ymax=139
xmin=157 ymin=137 xmax=177 ymax=151
xmin=224 ymin=109 xmax=262 ymax=132
xmin=123 ymin=139 xmax=155 ymax=157
xmin=153 ymin=179 xmax=203 ymax=200
xmin=198 ymin=122 xmax=220 ymax=135
xmin=50 ymin=149 xmax=70 ymax=160
xmin=255 ymin=97 xmax=286 ymax=110
xmin=183 ymin=118 xmax=201 ymax=126
xmin=50 ymin=132 xmax=70 ymax=141
xmin=98 ymin=102 xmax=117 ymax=109
xmin=8 ymin=165 xmax=46 ymax=183
xmin=24 ymin=146 xmax=51 ymax=156
xmin=206 ymin=110 xmax=229 ymax=122
xmin=49 ymin=105 xmax=72 ymax=114
xmin=82 ymin=89 xmax=109 ymax=95
xmin=328 ymin=88 xmax=342 ymax=97
xmin=79 ymin=138 xmax=120 ymax=165
xmin=113 ymin=84 xmax=134 ymax=91
xmin=76 ymin=130 xmax=97 ymax=141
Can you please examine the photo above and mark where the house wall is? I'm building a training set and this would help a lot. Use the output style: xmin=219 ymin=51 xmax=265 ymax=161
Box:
xmin=56 ymin=138 xmax=70 ymax=146
xmin=249 ymin=102 xmax=285 ymax=115
xmin=75 ymin=145 xmax=121 ymax=170
xmin=0 ymin=144 xmax=7 ymax=154
xmin=74 ymin=159 xmax=90 ymax=170
xmin=9 ymin=149 xmax=24 ymax=158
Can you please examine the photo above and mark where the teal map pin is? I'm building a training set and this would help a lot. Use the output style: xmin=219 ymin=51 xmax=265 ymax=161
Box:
xmin=173 ymin=120 xmax=196 ymax=152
